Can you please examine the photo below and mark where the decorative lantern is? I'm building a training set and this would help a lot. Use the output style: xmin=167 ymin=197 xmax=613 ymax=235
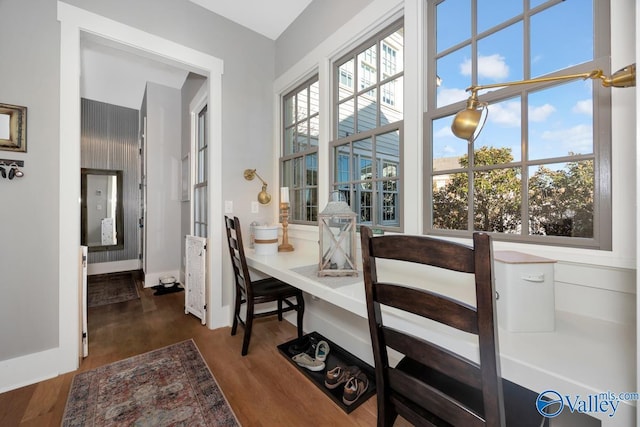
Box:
xmin=318 ymin=193 xmax=358 ymax=277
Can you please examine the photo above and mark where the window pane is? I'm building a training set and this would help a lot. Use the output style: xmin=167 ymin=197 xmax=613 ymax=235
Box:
xmin=473 ymin=97 xmax=522 ymax=165
xmin=531 ymin=1 xmax=593 ymax=77
xmin=381 ymin=179 xmax=399 ymax=224
xmin=293 ymin=157 xmax=303 ymax=188
xmin=282 ymin=159 xmax=292 ymax=186
xmin=528 ymin=81 xmax=593 ymax=160
xmin=432 ymin=172 xmax=469 ymax=230
xmin=382 ymin=28 xmax=404 ymax=76
xmin=284 ymin=126 xmax=294 ymax=155
xmin=436 ymin=0 xmax=471 ymax=53
xmin=284 ymin=95 xmax=294 ymax=126
xmin=306 ymin=153 xmax=318 ymax=186
xmin=478 ymin=0 xmax=522 ymax=34
xmin=358 ymin=44 xmax=378 ymax=90
xmin=357 ymin=88 xmax=378 ymax=133
xmin=296 ymin=122 xmax=309 ymax=152
xmin=376 ymin=130 xmax=400 ymax=179
xmin=477 ymin=21 xmax=523 ymax=85
xmin=310 ymin=81 xmax=319 ymax=115
xmin=338 ymin=99 xmax=355 ymax=138
xmin=309 ymin=116 xmax=319 ymax=147
xmin=473 ymin=167 xmax=521 ymax=233
xmin=528 ymin=161 xmax=593 ymax=238
xmin=432 ymin=114 xmax=466 ymax=169
xmin=380 ymin=76 xmax=403 ymax=124
xmin=291 ymin=189 xmax=303 ymax=220
xmin=436 ymin=45 xmax=472 ymax=108
xmin=335 ymin=145 xmax=350 ymax=183
xmin=296 ymin=87 xmax=308 ymax=120
xmin=353 ymin=138 xmax=373 ymax=181
xmin=338 ymin=59 xmax=355 ymax=100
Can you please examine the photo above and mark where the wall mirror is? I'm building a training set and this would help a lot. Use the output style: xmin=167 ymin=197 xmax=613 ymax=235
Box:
xmin=0 ymin=103 xmax=27 ymax=152
xmin=81 ymin=168 xmax=124 ymax=252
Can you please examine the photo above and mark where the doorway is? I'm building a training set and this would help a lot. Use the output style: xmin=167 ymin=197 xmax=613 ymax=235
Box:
xmin=58 ymin=1 xmax=228 ymax=372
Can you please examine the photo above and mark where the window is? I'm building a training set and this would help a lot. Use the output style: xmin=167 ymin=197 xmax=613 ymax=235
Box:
xmin=332 ymin=20 xmax=404 ymax=230
xmin=193 ymin=104 xmax=208 ymax=237
xmin=281 ymin=76 xmax=319 ymax=223
xmin=425 ymin=0 xmax=611 ymax=249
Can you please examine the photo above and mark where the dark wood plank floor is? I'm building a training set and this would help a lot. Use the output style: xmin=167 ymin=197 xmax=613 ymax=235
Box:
xmin=0 ymin=274 xmax=406 ymax=426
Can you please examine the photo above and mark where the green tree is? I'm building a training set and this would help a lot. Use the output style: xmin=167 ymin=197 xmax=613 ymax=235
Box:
xmin=433 ymin=146 xmax=521 ymax=232
xmin=528 ymin=159 xmax=594 ymax=237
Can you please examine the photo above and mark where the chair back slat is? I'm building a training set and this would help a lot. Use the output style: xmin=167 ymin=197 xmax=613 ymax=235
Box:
xmin=382 ymin=326 xmax=482 ymax=389
xmin=376 ymin=282 xmax=478 ymax=334
xmin=224 ymin=216 xmax=252 ymax=299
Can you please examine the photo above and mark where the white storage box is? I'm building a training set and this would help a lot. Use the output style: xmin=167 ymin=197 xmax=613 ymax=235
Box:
xmin=494 ymin=251 xmax=556 ymax=332
xmin=254 ymin=225 xmax=279 ymax=255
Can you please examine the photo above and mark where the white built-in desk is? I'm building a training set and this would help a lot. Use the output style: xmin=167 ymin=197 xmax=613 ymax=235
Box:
xmin=245 ymin=247 xmax=635 ymax=426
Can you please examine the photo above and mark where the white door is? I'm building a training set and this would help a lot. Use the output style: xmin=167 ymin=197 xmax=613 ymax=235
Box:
xmin=185 ymin=235 xmax=207 ymax=324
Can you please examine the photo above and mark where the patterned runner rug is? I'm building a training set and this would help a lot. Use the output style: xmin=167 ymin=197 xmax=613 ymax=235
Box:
xmin=87 ymin=271 xmax=140 ymax=308
xmin=62 ymin=340 xmax=240 ymax=426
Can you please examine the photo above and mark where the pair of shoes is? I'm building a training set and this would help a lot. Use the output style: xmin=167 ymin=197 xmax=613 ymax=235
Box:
xmin=324 ymin=365 xmax=360 ymax=389
xmin=292 ymin=352 xmax=325 ymax=371
xmin=342 ymin=371 xmax=369 ymax=406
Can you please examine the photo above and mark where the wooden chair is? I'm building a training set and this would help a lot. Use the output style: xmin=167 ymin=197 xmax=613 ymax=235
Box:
xmin=225 ymin=216 xmax=305 ymax=356
xmin=360 ymin=226 xmax=544 ymax=427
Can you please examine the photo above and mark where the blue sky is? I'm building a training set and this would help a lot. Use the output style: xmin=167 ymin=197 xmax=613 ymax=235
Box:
xmin=432 ymin=0 xmax=595 ymax=164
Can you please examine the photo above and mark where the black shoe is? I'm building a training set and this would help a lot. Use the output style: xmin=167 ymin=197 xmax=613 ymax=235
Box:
xmin=288 ymin=335 xmax=318 ymax=357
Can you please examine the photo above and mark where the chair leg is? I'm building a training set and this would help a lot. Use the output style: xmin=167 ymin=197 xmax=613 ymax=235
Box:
xmin=241 ymin=303 xmax=255 ymax=356
xmin=296 ymin=293 xmax=305 ymax=338
xmin=277 ymin=298 xmax=283 ymax=321
xmin=231 ymin=290 xmax=241 ymax=336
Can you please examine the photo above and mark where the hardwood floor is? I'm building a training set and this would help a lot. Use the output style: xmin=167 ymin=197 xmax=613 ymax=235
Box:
xmin=0 ymin=275 xmax=399 ymax=426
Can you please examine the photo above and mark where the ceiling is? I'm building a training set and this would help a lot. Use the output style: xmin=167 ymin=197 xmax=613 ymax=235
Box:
xmin=81 ymin=1 xmax=311 ymax=109
xmin=189 ymin=0 xmax=313 ymax=40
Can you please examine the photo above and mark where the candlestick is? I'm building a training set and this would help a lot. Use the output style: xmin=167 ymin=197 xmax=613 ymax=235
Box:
xmin=278 ymin=202 xmax=294 ymax=252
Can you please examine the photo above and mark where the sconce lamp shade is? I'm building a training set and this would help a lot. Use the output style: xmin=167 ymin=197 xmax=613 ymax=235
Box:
xmin=451 ymin=93 xmax=488 ymax=142
xmin=450 ymin=63 xmax=636 ymax=142
xmin=243 ymin=168 xmax=271 ymax=205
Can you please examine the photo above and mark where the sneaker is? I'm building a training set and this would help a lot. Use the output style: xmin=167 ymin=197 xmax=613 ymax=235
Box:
xmin=342 ymin=372 xmax=369 ymax=406
xmin=292 ymin=352 xmax=325 ymax=372
xmin=287 ymin=335 xmax=319 ymax=357
xmin=315 ymin=340 xmax=330 ymax=362
xmin=324 ymin=365 xmax=359 ymax=389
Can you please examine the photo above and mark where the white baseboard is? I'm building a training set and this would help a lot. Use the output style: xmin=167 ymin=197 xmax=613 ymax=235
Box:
xmin=87 ymin=259 xmax=141 ymax=276
xmin=0 ymin=348 xmax=61 ymax=393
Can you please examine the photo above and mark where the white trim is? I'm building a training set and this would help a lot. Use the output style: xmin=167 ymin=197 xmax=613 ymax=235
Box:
xmin=0 ymin=348 xmax=60 ymax=394
xmin=87 ymin=259 xmax=141 ymax=276
xmin=57 ymin=1 xmax=226 ymax=379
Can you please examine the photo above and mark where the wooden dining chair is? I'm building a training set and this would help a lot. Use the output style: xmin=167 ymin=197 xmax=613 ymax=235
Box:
xmin=224 ymin=216 xmax=305 ymax=356
xmin=360 ymin=226 xmax=544 ymax=427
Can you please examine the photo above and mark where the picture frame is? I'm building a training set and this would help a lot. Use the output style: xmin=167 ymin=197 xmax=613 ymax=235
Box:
xmin=181 ymin=153 xmax=190 ymax=201
xmin=0 ymin=103 xmax=27 ymax=152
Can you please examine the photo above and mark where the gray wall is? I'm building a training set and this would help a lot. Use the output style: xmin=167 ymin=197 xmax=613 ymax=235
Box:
xmin=275 ymin=0 xmax=374 ymax=77
xmin=0 ymin=0 xmax=61 ymax=361
xmin=81 ymin=98 xmax=140 ymax=264
xmin=0 ymin=0 xmax=275 ymax=367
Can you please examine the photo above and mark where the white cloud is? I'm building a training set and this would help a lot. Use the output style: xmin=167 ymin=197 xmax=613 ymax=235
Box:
xmin=488 ymin=101 xmax=520 ymax=127
xmin=529 ymin=104 xmax=555 ymax=122
xmin=461 ymin=54 xmax=510 ymax=81
xmin=572 ymin=99 xmax=592 ymax=116
xmin=434 ymin=124 xmax=455 ymax=138
xmin=437 ymin=87 xmax=469 ymax=106
xmin=541 ymin=124 xmax=593 ymax=154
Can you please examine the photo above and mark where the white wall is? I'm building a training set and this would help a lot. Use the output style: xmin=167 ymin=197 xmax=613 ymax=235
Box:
xmin=143 ymin=82 xmax=182 ymax=287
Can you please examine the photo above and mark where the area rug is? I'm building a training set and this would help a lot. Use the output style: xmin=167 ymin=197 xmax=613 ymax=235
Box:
xmin=87 ymin=271 xmax=140 ymax=308
xmin=62 ymin=340 xmax=239 ymax=426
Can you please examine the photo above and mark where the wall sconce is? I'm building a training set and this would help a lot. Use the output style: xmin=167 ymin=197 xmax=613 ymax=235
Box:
xmin=243 ymin=168 xmax=271 ymax=204
xmin=451 ymin=63 xmax=636 ymax=142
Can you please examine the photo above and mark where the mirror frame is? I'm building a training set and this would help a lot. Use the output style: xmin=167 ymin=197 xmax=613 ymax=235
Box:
xmin=0 ymin=103 xmax=27 ymax=152
xmin=81 ymin=168 xmax=124 ymax=252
